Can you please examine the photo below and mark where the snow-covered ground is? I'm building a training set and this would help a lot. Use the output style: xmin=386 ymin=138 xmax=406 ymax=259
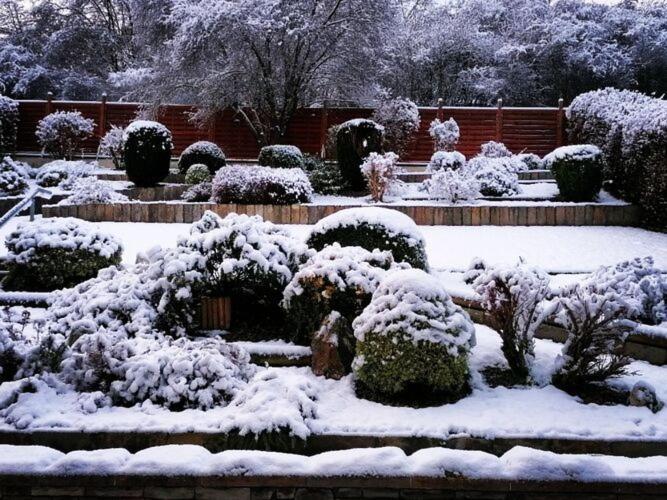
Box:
xmin=0 ymin=444 xmax=666 ymax=482
xmin=2 ymin=217 xmax=665 ymax=273
xmin=2 ymin=325 xmax=664 ymax=441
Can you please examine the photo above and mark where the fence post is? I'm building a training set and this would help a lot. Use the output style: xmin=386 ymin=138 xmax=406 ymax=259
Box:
xmin=437 ymin=98 xmax=444 ymax=121
xmin=207 ymin=109 xmax=217 ymax=142
xmin=319 ymin=101 xmax=329 ymax=159
xmin=556 ymin=98 xmax=565 ymax=147
xmin=99 ymin=93 xmax=107 ymax=138
xmin=45 ymin=92 xmax=53 ymax=116
xmin=495 ymin=98 xmax=503 ymax=142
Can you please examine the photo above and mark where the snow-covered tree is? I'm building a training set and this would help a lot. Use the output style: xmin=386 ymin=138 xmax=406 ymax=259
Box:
xmin=360 ymin=152 xmax=402 ymax=202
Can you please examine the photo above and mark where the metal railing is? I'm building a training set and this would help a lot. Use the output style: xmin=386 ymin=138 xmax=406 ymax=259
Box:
xmin=0 ymin=187 xmax=53 ymax=230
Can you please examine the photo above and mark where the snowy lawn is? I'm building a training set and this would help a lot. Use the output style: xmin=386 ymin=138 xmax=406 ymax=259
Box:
xmin=2 ymin=217 xmax=666 ymax=273
xmin=2 ymin=324 xmax=665 ymax=441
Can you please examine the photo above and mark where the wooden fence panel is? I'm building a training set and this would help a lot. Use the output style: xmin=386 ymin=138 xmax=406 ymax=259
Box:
xmin=15 ymin=99 xmax=565 ymax=160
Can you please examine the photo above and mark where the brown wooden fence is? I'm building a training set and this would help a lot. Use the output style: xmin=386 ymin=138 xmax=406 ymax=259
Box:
xmin=17 ymin=96 xmax=566 ymax=161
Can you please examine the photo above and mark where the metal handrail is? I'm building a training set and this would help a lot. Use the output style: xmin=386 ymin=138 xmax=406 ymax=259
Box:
xmin=0 ymin=187 xmax=53 ymax=229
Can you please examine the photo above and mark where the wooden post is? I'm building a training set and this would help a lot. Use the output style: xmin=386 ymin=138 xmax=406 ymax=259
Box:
xmin=437 ymin=98 xmax=444 ymax=121
xmin=45 ymin=92 xmax=53 ymax=115
xmin=495 ymin=98 xmax=503 ymax=142
xmin=319 ymin=101 xmax=329 ymax=159
xmin=99 ymin=93 xmax=107 ymax=137
xmin=556 ymin=97 xmax=565 ymax=147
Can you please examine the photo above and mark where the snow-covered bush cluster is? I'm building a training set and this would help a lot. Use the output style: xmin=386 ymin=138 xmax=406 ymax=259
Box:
xmin=184 ymin=164 xmax=212 ymax=185
xmin=303 ymin=154 xmax=345 ymax=195
xmin=429 ymin=118 xmax=459 ymax=151
xmin=371 ymin=97 xmax=420 ymax=157
xmin=34 ymin=160 xmax=95 ymax=189
xmin=426 ymin=151 xmax=466 ymax=173
xmin=568 ymin=88 xmax=667 ymax=228
xmin=544 ymin=144 xmax=604 ymax=202
xmin=282 ymin=244 xmax=407 ymax=349
xmin=423 ymin=168 xmax=480 ymax=204
xmin=516 ymin=153 xmax=543 ymax=171
xmin=57 ymin=177 xmax=129 ymax=206
xmin=480 ymin=140 xmax=511 ymax=158
xmin=35 ymin=111 xmax=95 ymax=160
xmin=0 ymin=156 xmax=28 ymax=196
xmin=178 ymin=141 xmax=226 ymax=175
xmin=3 ymin=217 xmax=122 ymax=292
xmin=473 ymin=263 xmax=552 ymax=383
xmin=360 ymin=151 xmax=402 ymax=202
xmin=181 ymin=182 xmax=212 ymax=202
xmin=336 ymin=119 xmax=384 ymax=191
xmin=307 ymin=207 xmax=428 ymax=270
xmin=98 ymin=125 xmax=125 ymax=170
xmin=0 ymin=95 xmax=19 ymax=155
xmin=464 ymin=156 xmax=520 ymax=197
xmin=123 ymin=120 xmax=172 ymax=187
xmin=353 ymin=269 xmax=475 ymax=405
xmin=258 ymin=145 xmax=305 ymax=169
xmin=211 ymin=165 xmax=313 ymax=205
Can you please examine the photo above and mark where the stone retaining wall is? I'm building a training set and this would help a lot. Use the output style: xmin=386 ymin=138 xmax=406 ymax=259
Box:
xmin=1 ymin=474 xmax=664 ymax=499
xmin=42 ymin=202 xmax=640 ymax=226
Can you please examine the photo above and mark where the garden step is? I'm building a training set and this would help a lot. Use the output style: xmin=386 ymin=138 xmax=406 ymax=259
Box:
xmin=0 ymin=429 xmax=664 ymax=457
xmin=397 ymin=169 xmax=553 ymax=183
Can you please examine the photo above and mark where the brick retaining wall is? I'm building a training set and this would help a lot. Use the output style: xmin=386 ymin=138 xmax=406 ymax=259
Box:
xmin=42 ymin=202 xmax=640 ymax=226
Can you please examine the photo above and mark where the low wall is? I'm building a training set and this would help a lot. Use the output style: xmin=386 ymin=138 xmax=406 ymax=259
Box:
xmin=0 ymin=474 xmax=664 ymax=499
xmin=42 ymin=202 xmax=640 ymax=226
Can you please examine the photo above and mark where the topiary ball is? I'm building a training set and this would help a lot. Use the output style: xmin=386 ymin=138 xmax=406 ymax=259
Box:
xmin=3 ymin=218 xmax=122 ymax=292
xmin=352 ymin=269 xmax=475 ymax=406
xmin=258 ymin=145 xmax=305 ymax=169
xmin=544 ymin=145 xmax=604 ymax=202
xmin=123 ymin=120 xmax=172 ymax=187
xmin=336 ymin=119 xmax=384 ymax=191
xmin=306 ymin=207 xmax=428 ymax=270
xmin=178 ymin=141 xmax=226 ymax=175
xmin=185 ymin=163 xmax=212 ymax=185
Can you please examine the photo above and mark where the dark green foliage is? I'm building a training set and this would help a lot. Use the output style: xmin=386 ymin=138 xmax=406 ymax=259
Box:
xmin=123 ymin=121 xmax=172 ymax=187
xmin=549 ymin=149 xmax=604 ymax=202
xmin=0 ymin=96 xmax=19 ymax=156
xmin=178 ymin=141 xmax=226 ymax=175
xmin=3 ymin=247 xmax=122 ymax=292
xmin=258 ymin=145 xmax=304 ymax=169
xmin=336 ymin=119 xmax=384 ymax=191
xmin=303 ymin=154 xmax=345 ymax=195
xmin=307 ymin=223 xmax=428 ymax=270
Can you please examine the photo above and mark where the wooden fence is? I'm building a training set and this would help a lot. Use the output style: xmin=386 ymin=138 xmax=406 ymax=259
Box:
xmin=17 ymin=96 xmax=567 ymax=161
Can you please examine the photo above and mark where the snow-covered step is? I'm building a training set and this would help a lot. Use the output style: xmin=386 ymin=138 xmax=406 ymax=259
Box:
xmin=397 ymin=169 xmax=553 ymax=183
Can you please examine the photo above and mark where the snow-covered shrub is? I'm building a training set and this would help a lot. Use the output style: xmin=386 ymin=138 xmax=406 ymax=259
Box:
xmin=57 ymin=177 xmax=130 ymax=206
xmin=304 ymin=154 xmax=345 ymax=195
xmin=184 ymin=163 xmax=212 ymax=185
xmin=0 ymin=95 xmax=19 ymax=155
xmin=588 ymin=257 xmax=666 ymax=326
xmin=426 ymin=151 xmax=466 ymax=173
xmin=0 ymin=322 xmax=22 ymax=382
xmin=178 ymin=141 xmax=226 ymax=175
xmin=552 ymin=278 xmax=634 ymax=392
xmin=0 ymin=157 xmax=28 ymax=196
xmin=423 ymin=169 xmax=480 ymax=204
xmin=123 ymin=120 xmax=172 ymax=187
xmin=336 ymin=119 xmax=384 ymax=191
xmin=181 ymin=182 xmax=212 ymax=202
xmin=429 ymin=118 xmax=459 ymax=151
xmin=35 ymin=160 xmax=95 ymax=189
xmin=543 ymin=144 xmax=604 ymax=202
xmin=35 ymin=111 xmax=95 ymax=160
xmin=516 ymin=153 xmax=543 ymax=170
xmin=258 ymin=145 xmax=305 ymax=169
xmin=110 ymin=337 xmax=254 ymax=410
xmin=3 ymin=218 xmax=122 ymax=291
xmin=360 ymin=151 xmax=401 ymax=202
xmin=307 ymin=207 xmax=428 ymax=270
xmin=372 ymin=97 xmax=420 ymax=157
xmin=473 ymin=263 xmax=551 ymax=383
xmin=464 ymin=156 xmax=520 ymax=197
xmin=463 ymin=258 xmax=488 ymax=285
xmin=179 ymin=212 xmax=312 ymax=338
xmin=211 ymin=165 xmax=312 ymax=205
xmin=480 ymin=140 xmax=511 ymax=158
xmin=283 ymin=244 xmax=407 ymax=348
xmin=98 ymin=125 xmax=125 ymax=170
xmin=352 ymin=269 xmax=475 ymax=405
